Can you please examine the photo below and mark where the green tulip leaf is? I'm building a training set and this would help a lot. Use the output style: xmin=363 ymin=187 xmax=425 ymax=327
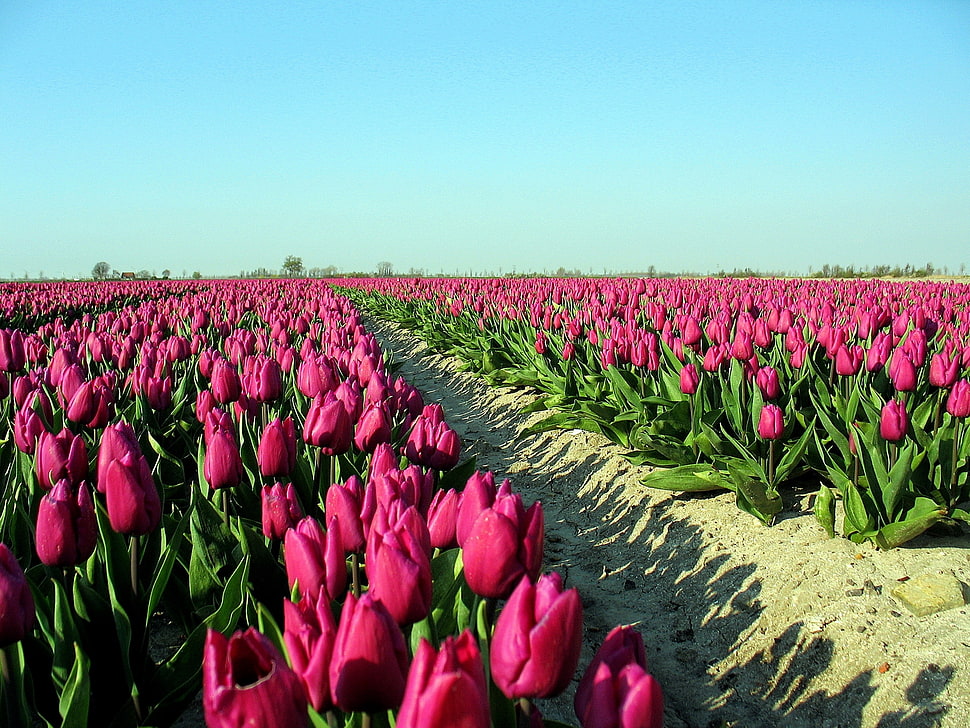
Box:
xmin=840 ymin=478 xmax=876 ymax=535
xmin=146 ymin=504 xmax=194 ymax=625
xmin=874 ymin=499 xmax=947 ymax=549
xmin=883 ymin=441 xmax=915 ymax=521
xmin=58 ymin=642 xmax=91 ymax=728
xmin=814 ymin=485 xmax=837 ymax=538
xmin=639 ymin=464 xmax=727 ymax=492
xmin=439 ymin=455 xmax=479 ymax=491
xmin=728 ymin=461 xmax=782 ymax=526
xmin=774 ymin=420 xmax=816 ymax=485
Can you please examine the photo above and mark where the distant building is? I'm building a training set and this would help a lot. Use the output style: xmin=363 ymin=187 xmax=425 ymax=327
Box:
xmin=121 ymin=271 xmax=136 ymax=280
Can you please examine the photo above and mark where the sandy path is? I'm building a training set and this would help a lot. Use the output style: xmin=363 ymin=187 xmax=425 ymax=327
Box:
xmin=366 ymin=316 xmax=970 ymax=728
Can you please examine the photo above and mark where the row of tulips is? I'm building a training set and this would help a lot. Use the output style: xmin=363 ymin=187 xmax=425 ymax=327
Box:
xmin=0 ymin=278 xmax=662 ymax=728
xmin=342 ymin=276 xmax=970 ymax=548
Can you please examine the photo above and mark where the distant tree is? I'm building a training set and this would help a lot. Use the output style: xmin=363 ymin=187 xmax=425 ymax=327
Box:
xmin=282 ymin=255 xmax=304 ymax=277
xmin=376 ymin=261 xmax=394 ymax=277
xmin=192 ymin=271 xmax=202 ymax=279
xmin=161 ymin=269 xmax=171 ymax=279
xmin=92 ymin=261 xmax=111 ymax=279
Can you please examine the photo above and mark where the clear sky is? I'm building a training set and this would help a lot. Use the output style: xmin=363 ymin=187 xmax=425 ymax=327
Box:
xmin=2 ymin=1 xmax=969 ymax=278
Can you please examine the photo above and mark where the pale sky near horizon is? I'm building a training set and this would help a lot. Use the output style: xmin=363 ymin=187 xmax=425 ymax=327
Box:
xmin=2 ymin=1 xmax=969 ymax=279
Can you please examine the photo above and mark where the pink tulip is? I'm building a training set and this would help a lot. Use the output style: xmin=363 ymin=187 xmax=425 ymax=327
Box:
xmin=35 ymin=480 xmax=97 ymax=567
xmin=947 ymin=380 xmax=970 ymax=418
xmin=204 ymin=426 xmax=243 ymax=490
xmin=284 ymin=516 xmax=346 ymax=602
xmin=203 ymin=628 xmax=308 ymax=728
xmin=261 ymin=482 xmax=303 ymax=540
xmin=329 ymin=592 xmax=409 ymax=712
xmin=397 ymin=631 xmax=489 ymax=728
xmin=257 ymin=417 xmax=297 ymax=478
xmin=491 ymin=572 xmax=583 ymax=699
xmin=283 ymin=591 xmax=337 ymax=713
xmin=0 ymin=544 xmax=35 ymax=647
xmin=880 ymin=399 xmax=908 ymax=442
xmin=365 ymin=504 xmax=432 ymax=625
xmin=757 ymin=404 xmax=784 ymax=440
xmin=679 ymin=363 xmax=699 ymax=395
xmin=35 ymin=428 xmax=88 ymax=490
xmin=462 ymin=490 xmax=544 ymax=599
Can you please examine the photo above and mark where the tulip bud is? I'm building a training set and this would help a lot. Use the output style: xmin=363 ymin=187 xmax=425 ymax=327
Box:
xmin=13 ymin=404 xmax=48 ymax=455
xmin=755 ymin=366 xmax=780 ymax=400
xmin=834 ymin=345 xmax=864 ymax=377
xmin=576 ymin=661 xmax=664 ymax=728
xmin=463 ymin=490 xmax=544 ymax=599
xmin=329 ymin=592 xmax=409 ymax=713
xmin=404 ymin=416 xmax=461 ymax=471
xmin=245 ymin=356 xmax=283 ymax=403
xmin=284 ymin=516 xmax=346 ymax=602
xmin=203 ymin=628 xmax=308 ymax=728
xmin=574 ymin=624 xmax=650 ymax=720
xmin=888 ymin=349 xmax=917 ymax=392
xmin=929 ymin=352 xmax=960 ymax=389
xmin=679 ymin=363 xmax=699 ymax=395
xmin=757 ymin=404 xmax=784 ymax=441
xmin=303 ymin=392 xmax=353 ymax=456
xmin=365 ymin=505 xmax=432 ymax=625
xmin=261 ymin=482 xmax=303 ymax=540
xmin=865 ymin=332 xmax=893 ymax=373
xmin=455 ymin=471 xmax=498 ymax=547
xmin=257 ymin=417 xmax=297 ymax=478
xmin=397 ymin=631 xmax=489 ymax=728
xmin=730 ymin=331 xmax=754 ymax=361
xmin=324 ymin=476 xmax=365 ymax=553
xmin=204 ymin=426 xmax=244 ymax=490
xmin=211 ymin=358 xmax=241 ymax=403
xmin=427 ymin=488 xmax=461 ymax=550
xmin=880 ymin=399 xmax=908 ymax=442
xmin=354 ymin=401 xmax=393 ymax=453
xmin=283 ymin=591 xmax=337 ymax=713
xmin=35 ymin=479 xmax=97 ymax=567
xmin=0 ymin=328 xmax=26 ymax=372
xmin=103 ymin=446 xmax=161 ymax=536
xmin=946 ymin=380 xmax=970 ymax=418
xmin=0 ymin=543 xmax=35 ymax=647
xmin=35 ymin=428 xmax=88 ymax=490
xmin=491 ymin=572 xmax=583 ymax=699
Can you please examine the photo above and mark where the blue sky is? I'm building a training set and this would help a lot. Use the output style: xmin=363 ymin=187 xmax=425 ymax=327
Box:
xmin=2 ymin=1 xmax=968 ymax=278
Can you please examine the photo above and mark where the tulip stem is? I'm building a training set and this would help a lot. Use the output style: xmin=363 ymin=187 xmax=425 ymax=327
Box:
xmin=351 ymin=553 xmax=361 ymax=597
xmin=1 ymin=647 xmax=23 ymax=728
xmin=768 ymin=440 xmax=776 ymax=486
xmin=951 ymin=420 xmax=961 ymax=507
xmin=934 ymin=390 xmax=944 ymax=436
xmin=689 ymin=397 xmax=698 ymax=460
xmin=221 ymin=488 xmax=230 ymax=527
xmin=130 ymin=535 xmax=140 ymax=599
xmin=517 ymin=697 xmax=534 ymax=726
xmin=326 ymin=710 xmax=338 ymax=728
xmin=62 ymin=567 xmax=75 ymax=614
xmin=314 ymin=448 xmax=322 ymax=498
xmin=361 ymin=714 xmax=372 ymax=728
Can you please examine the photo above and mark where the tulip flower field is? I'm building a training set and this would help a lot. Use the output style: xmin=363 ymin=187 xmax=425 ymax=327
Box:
xmin=2 ymin=275 xmax=968 ymax=728
xmin=0 ymin=278 xmax=661 ymax=728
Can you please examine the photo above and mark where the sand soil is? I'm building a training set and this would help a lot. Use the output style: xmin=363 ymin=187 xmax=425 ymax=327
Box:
xmin=367 ymin=317 xmax=970 ymax=728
